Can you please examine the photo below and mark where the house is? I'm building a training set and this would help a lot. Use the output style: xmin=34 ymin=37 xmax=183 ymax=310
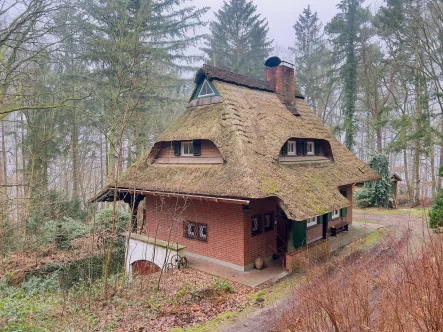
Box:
xmin=91 ymin=57 xmax=380 ymax=275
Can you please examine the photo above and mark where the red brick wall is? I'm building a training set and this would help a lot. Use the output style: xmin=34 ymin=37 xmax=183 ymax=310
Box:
xmin=144 ymin=195 xmax=245 ymax=266
xmin=306 ymin=224 xmax=322 ymax=243
xmin=243 ymin=198 xmax=279 ymax=266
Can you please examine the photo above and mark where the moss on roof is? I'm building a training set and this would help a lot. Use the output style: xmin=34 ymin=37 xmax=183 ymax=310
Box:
xmin=94 ymin=78 xmax=379 ymax=221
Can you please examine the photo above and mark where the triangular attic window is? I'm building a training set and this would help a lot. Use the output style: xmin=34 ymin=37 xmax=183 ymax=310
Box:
xmin=198 ymin=79 xmax=215 ymax=98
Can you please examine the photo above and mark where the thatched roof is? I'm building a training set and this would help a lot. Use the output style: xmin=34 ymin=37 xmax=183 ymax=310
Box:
xmin=93 ymin=66 xmax=380 ymax=221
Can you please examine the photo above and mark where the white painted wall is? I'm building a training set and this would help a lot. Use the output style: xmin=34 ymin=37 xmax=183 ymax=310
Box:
xmin=126 ymin=238 xmax=184 ymax=279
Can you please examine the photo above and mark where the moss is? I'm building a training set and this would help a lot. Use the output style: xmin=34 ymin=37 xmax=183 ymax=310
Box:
xmin=260 ymin=175 xmax=280 ymax=195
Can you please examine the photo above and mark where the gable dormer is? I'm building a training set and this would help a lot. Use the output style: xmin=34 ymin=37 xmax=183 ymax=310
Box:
xmin=279 ymin=138 xmax=333 ymax=162
xmin=188 ymin=76 xmax=222 ymax=107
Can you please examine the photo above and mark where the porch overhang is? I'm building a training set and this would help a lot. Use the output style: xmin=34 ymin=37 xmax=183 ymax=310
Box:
xmin=89 ymin=186 xmax=250 ymax=206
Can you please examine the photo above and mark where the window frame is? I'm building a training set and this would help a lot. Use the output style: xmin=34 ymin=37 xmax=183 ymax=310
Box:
xmin=184 ymin=221 xmax=196 ymax=239
xmin=196 ymin=223 xmax=208 ymax=242
xmin=181 ymin=141 xmax=194 ymax=156
xmin=307 ymin=216 xmax=318 ymax=228
xmin=307 ymin=141 xmax=315 ymax=155
xmin=264 ymin=212 xmax=274 ymax=231
xmin=197 ymin=79 xmax=216 ymax=98
xmin=184 ymin=221 xmax=208 ymax=242
xmin=287 ymin=140 xmax=296 ymax=155
xmin=251 ymin=215 xmax=262 ymax=236
xmin=332 ymin=209 xmax=340 ymax=219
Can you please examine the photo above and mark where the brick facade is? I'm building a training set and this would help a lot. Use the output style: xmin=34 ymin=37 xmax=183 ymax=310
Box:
xmin=143 ymin=195 xmax=279 ymax=269
xmin=306 ymin=224 xmax=322 ymax=243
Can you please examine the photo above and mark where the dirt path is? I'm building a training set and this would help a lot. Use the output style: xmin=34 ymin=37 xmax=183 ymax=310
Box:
xmin=353 ymin=209 xmax=430 ymax=239
xmin=221 ymin=209 xmax=431 ymax=332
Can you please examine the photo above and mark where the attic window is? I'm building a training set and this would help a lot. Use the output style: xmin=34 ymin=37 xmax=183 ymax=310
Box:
xmin=307 ymin=141 xmax=315 ymax=155
xmin=198 ymin=80 xmax=215 ymax=98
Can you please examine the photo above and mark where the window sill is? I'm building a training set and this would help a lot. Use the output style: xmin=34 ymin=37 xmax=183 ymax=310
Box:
xmin=307 ymin=223 xmax=320 ymax=230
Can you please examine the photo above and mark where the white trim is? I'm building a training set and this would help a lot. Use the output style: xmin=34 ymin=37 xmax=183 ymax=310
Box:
xmin=181 ymin=141 xmax=194 ymax=156
xmin=307 ymin=216 xmax=318 ymax=227
xmin=197 ymin=80 xmax=215 ymax=98
xmin=332 ymin=209 xmax=340 ymax=219
xmin=287 ymin=140 xmax=296 ymax=155
xmin=307 ymin=141 xmax=315 ymax=155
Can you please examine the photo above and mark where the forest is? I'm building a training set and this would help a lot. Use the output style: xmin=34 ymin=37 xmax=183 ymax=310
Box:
xmin=0 ymin=0 xmax=443 ymax=330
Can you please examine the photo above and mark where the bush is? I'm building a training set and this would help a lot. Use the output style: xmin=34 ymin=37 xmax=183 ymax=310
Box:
xmin=212 ymin=279 xmax=234 ymax=294
xmin=429 ymin=189 xmax=443 ymax=229
xmin=40 ymin=218 xmax=90 ymax=249
xmin=21 ymin=275 xmax=58 ymax=295
xmin=355 ymin=154 xmax=391 ymax=208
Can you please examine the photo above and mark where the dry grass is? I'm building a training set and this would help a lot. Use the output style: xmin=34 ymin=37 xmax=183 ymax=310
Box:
xmin=274 ymin=229 xmax=443 ymax=331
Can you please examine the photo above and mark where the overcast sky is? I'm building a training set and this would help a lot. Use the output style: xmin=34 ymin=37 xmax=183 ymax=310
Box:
xmin=190 ymin=0 xmax=341 ymax=63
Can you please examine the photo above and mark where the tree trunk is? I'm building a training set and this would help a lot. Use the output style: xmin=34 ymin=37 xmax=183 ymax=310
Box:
xmin=72 ymin=110 xmax=80 ymax=198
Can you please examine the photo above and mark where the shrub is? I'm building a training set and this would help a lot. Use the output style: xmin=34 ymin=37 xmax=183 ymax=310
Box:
xmin=40 ymin=217 xmax=90 ymax=249
xmin=212 ymin=279 xmax=234 ymax=294
xmin=429 ymin=189 xmax=443 ymax=229
xmin=355 ymin=154 xmax=391 ymax=208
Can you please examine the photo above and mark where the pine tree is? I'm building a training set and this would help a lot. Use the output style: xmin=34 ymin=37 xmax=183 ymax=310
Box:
xmin=326 ymin=0 xmax=368 ymax=152
xmin=292 ymin=6 xmax=330 ymax=117
xmin=203 ymin=0 xmax=273 ymax=79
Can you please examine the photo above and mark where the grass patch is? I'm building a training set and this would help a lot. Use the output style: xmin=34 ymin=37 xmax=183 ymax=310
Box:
xmin=353 ymin=228 xmax=389 ymax=250
xmin=352 ymin=218 xmax=384 ymax=225
xmin=353 ymin=207 xmax=430 ymax=218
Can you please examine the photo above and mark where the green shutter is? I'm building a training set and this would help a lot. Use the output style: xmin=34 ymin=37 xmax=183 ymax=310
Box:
xmin=281 ymin=142 xmax=288 ymax=155
xmin=293 ymin=220 xmax=307 ymax=249
xmin=318 ymin=216 xmax=322 ymax=224
xmin=314 ymin=140 xmax=321 ymax=155
xmin=341 ymin=208 xmax=347 ymax=217
xmin=328 ymin=212 xmax=332 ymax=221
xmin=296 ymin=141 xmax=303 ymax=155
xmin=193 ymin=139 xmax=201 ymax=156
xmin=303 ymin=140 xmax=308 ymax=155
xmin=172 ymin=141 xmax=180 ymax=156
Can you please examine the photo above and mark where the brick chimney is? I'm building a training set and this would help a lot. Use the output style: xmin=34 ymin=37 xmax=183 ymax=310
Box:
xmin=265 ymin=64 xmax=295 ymax=106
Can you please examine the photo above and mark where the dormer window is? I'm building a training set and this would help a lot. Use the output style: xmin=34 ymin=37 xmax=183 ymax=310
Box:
xmin=197 ymin=80 xmax=215 ymax=98
xmin=181 ymin=141 xmax=194 ymax=156
xmin=287 ymin=140 xmax=296 ymax=155
xmin=307 ymin=141 xmax=315 ymax=155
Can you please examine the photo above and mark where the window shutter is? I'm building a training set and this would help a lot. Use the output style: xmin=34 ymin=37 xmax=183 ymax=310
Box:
xmin=318 ymin=216 xmax=322 ymax=224
xmin=173 ymin=141 xmax=180 ymax=156
xmin=328 ymin=212 xmax=332 ymax=221
xmin=193 ymin=139 xmax=201 ymax=156
xmin=296 ymin=141 xmax=303 ymax=155
xmin=314 ymin=140 xmax=321 ymax=155
xmin=341 ymin=208 xmax=347 ymax=217
xmin=303 ymin=140 xmax=308 ymax=155
xmin=281 ymin=142 xmax=288 ymax=155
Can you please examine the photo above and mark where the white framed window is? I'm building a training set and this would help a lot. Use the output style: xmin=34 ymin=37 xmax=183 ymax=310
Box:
xmin=307 ymin=216 xmax=318 ymax=227
xmin=332 ymin=209 xmax=340 ymax=219
xmin=287 ymin=140 xmax=296 ymax=155
xmin=197 ymin=80 xmax=215 ymax=98
xmin=307 ymin=141 xmax=315 ymax=155
xmin=181 ymin=141 xmax=194 ymax=156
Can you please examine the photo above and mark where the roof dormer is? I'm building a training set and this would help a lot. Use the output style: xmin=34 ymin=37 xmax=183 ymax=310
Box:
xmin=188 ymin=76 xmax=222 ymax=108
xmin=279 ymin=138 xmax=334 ymax=162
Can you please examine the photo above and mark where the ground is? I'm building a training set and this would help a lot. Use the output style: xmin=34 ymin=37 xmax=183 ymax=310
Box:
xmin=0 ymin=208 xmax=430 ymax=331
xmin=190 ymin=207 xmax=429 ymax=332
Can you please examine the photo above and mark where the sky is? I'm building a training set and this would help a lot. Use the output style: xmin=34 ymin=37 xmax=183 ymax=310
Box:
xmin=190 ymin=0 xmax=341 ymax=63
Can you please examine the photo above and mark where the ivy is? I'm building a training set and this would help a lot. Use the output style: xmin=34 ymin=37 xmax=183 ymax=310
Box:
xmin=355 ymin=154 xmax=391 ymax=208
